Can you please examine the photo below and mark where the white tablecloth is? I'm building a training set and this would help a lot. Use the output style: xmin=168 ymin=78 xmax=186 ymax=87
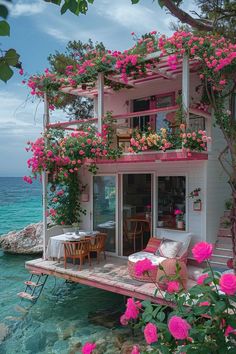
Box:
xmin=46 ymin=231 xmax=98 ymax=259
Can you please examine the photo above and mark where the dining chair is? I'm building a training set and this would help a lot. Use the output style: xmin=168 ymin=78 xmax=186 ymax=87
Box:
xmin=89 ymin=233 xmax=107 ymax=263
xmin=124 ymin=218 xmax=144 ymax=253
xmin=63 ymin=239 xmax=91 ymax=271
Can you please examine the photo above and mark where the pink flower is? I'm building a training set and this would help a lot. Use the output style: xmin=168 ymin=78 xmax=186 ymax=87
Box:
xmin=192 ymin=242 xmax=213 ymax=263
xmin=81 ymin=342 xmax=96 ymax=354
xmin=19 ymin=68 xmax=24 ymax=76
xmin=199 ymin=301 xmax=210 ymax=306
xmin=120 ymin=314 xmax=128 ymax=326
xmin=167 ymin=281 xmax=180 ymax=293
xmin=134 ymin=258 xmax=156 ymax=276
xmin=131 ymin=345 xmax=140 ymax=354
xmin=168 ymin=316 xmax=191 ymax=340
xmin=197 ymin=273 xmax=210 ymax=285
xmin=144 ymin=323 xmax=158 ymax=344
xmin=124 ymin=298 xmax=142 ymax=321
xmin=219 ymin=273 xmax=236 ymax=295
xmin=225 ymin=325 xmax=236 ymax=336
xmin=174 ymin=209 xmax=183 ymax=216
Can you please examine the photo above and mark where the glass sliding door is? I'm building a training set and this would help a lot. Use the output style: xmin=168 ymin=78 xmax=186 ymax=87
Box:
xmin=93 ymin=175 xmax=117 ymax=253
xmin=122 ymin=173 xmax=152 ymax=256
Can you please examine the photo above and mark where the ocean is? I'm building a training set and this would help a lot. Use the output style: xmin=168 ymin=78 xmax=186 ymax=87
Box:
xmin=0 ymin=177 xmax=42 ymax=235
xmin=0 ymin=177 xmax=124 ymax=354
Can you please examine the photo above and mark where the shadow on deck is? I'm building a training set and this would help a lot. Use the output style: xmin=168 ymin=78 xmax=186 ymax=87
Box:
xmin=25 ymin=256 xmax=198 ymax=305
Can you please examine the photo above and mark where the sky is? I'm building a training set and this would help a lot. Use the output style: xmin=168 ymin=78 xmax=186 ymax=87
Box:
xmin=0 ymin=0 xmax=195 ymax=177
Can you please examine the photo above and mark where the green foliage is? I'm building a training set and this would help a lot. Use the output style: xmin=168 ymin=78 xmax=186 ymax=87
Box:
xmin=0 ymin=0 xmax=21 ymax=83
xmin=44 ymin=0 xmax=94 ymax=15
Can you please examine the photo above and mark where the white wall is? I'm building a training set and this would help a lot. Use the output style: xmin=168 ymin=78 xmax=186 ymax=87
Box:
xmin=79 ymin=160 xmax=207 ymax=250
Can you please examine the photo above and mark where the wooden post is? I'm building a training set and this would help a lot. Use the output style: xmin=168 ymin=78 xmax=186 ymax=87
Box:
xmin=42 ymin=93 xmax=49 ymax=260
xmin=97 ymin=72 xmax=104 ymax=133
xmin=182 ymin=54 xmax=189 ymax=126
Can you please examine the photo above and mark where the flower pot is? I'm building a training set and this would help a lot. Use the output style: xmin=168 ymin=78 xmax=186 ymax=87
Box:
xmin=177 ymin=220 xmax=184 ymax=229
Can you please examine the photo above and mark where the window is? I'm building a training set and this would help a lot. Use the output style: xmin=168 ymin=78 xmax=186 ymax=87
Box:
xmin=157 ymin=176 xmax=186 ymax=230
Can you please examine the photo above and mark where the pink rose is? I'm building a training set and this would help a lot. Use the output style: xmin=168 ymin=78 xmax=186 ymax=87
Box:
xmin=199 ymin=301 xmax=210 ymax=306
xmin=123 ymin=298 xmax=141 ymax=320
xmin=120 ymin=314 xmax=128 ymax=326
xmin=197 ymin=273 xmax=210 ymax=285
xmin=167 ymin=281 xmax=180 ymax=293
xmin=168 ymin=316 xmax=191 ymax=340
xmin=219 ymin=273 xmax=236 ymax=295
xmin=224 ymin=325 xmax=236 ymax=336
xmin=131 ymin=345 xmax=140 ymax=354
xmin=192 ymin=242 xmax=213 ymax=263
xmin=144 ymin=323 xmax=158 ymax=344
xmin=134 ymin=258 xmax=156 ymax=276
xmin=82 ymin=342 xmax=96 ymax=354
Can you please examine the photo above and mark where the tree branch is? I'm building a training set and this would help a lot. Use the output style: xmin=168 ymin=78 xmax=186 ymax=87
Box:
xmin=161 ymin=0 xmax=213 ymax=31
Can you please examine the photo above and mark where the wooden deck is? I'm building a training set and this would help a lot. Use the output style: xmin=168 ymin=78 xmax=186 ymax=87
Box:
xmin=25 ymin=256 xmax=199 ymax=305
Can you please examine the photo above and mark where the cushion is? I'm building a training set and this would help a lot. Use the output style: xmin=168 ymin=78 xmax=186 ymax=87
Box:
xmin=128 ymin=251 xmax=166 ymax=266
xmin=143 ymin=237 xmax=161 ymax=253
xmin=156 ymin=230 xmax=192 ymax=257
xmin=156 ymin=238 xmax=182 ymax=258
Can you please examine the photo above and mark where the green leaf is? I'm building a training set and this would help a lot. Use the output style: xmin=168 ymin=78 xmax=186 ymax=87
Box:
xmin=158 ymin=0 xmax=165 ymax=7
xmin=44 ymin=0 xmax=62 ymax=4
xmin=156 ymin=311 xmax=165 ymax=321
xmin=5 ymin=49 xmax=20 ymax=66
xmin=0 ymin=20 xmax=10 ymax=36
xmin=0 ymin=5 xmax=9 ymax=19
xmin=0 ymin=63 xmax=13 ymax=82
xmin=60 ymin=1 xmax=70 ymax=14
xmin=227 ymin=316 xmax=236 ymax=327
xmin=87 ymin=0 xmax=94 ymax=3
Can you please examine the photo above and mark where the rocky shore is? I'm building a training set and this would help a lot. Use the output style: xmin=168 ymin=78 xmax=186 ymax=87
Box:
xmin=0 ymin=222 xmax=43 ymax=255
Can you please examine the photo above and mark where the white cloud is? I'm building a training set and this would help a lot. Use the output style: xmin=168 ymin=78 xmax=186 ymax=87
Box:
xmin=96 ymin=0 xmax=167 ymax=34
xmin=9 ymin=0 xmax=46 ymax=18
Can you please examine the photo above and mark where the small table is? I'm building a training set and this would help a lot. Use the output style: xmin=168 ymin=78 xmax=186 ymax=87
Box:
xmin=46 ymin=231 xmax=98 ymax=260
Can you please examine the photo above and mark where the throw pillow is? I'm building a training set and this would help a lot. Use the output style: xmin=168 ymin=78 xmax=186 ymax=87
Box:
xmin=144 ymin=238 xmax=161 ymax=253
xmin=156 ymin=238 xmax=183 ymax=258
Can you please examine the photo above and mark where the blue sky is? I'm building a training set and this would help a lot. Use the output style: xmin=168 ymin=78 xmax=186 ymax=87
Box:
xmin=0 ymin=0 xmax=194 ymax=176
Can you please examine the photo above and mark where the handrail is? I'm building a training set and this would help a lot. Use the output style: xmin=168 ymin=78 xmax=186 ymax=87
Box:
xmin=47 ymin=105 xmax=179 ymax=129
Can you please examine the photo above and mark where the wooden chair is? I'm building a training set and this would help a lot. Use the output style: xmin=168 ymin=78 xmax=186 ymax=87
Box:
xmin=89 ymin=233 xmax=107 ymax=263
xmin=63 ymin=240 xmax=91 ymax=271
xmin=124 ymin=218 xmax=144 ymax=253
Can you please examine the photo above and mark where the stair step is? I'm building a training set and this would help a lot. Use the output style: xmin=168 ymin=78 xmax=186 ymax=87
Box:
xmin=214 ymin=248 xmax=233 ymax=256
xmin=220 ymin=216 xmax=231 ymax=224
xmin=224 ymin=210 xmax=231 ymax=217
xmin=216 ymin=242 xmax=232 ymax=249
xmin=212 ymin=253 xmax=230 ymax=259
xmin=218 ymin=228 xmax=232 ymax=237
xmin=17 ymin=292 xmax=36 ymax=301
xmin=24 ymin=281 xmax=43 ymax=287
xmin=216 ymin=236 xmax=233 ymax=249
xmin=30 ymin=270 xmax=45 ymax=276
xmin=209 ymin=260 xmax=228 ymax=268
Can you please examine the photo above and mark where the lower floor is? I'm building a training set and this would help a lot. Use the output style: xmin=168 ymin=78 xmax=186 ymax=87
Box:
xmin=78 ymin=158 xmax=229 ymax=258
xmin=25 ymin=256 xmax=200 ymax=305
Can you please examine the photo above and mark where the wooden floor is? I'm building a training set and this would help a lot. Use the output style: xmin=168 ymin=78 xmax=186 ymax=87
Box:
xmin=25 ymin=256 xmax=198 ymax=305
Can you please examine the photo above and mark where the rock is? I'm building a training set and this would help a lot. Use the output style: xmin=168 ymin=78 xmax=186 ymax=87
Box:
xmin=88 ymin=309 xmax=122 ymax=328
xmin=0 ymin=323 xmax=9 ymax=343
xmin=0 ymin=222 xmax=43 ymax=254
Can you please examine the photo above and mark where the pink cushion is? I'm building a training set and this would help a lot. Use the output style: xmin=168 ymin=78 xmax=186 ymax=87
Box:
xmin=143 ymin=238 xmax=161 ymax=253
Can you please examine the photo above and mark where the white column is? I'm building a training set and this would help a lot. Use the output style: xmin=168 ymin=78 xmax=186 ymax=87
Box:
xmin=42 ymin=93 xmax=49 ymax=260
xmin=97 ymin=72 xmax=104 ymax=133
xmin=182 ymin=54 xmax=190 ymax=126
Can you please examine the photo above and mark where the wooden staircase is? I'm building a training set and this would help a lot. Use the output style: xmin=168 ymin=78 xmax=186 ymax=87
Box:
xmin=210 ymin=210 xmax=233 ymax=269
xmin=17 ymin=270 xmax=48 ymax=303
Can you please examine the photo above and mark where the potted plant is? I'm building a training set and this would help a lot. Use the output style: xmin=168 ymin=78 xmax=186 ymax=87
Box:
xmin=174 ymin=209 xmax=184 ymax=229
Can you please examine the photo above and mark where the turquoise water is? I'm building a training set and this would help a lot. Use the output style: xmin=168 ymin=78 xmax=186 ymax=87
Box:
xmin=0 ymin=178 xmax=125 ymax=353
xmin=0 ymin=177 xmax=42 ymax=235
